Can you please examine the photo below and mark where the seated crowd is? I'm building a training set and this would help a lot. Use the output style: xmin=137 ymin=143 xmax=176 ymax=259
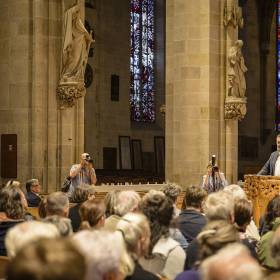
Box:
xmin=1 ymin=179 xmax=280 ymax=280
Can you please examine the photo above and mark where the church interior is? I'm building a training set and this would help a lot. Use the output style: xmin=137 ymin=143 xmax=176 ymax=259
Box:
xmin=0 ymin=0 xmax=280 ymax=279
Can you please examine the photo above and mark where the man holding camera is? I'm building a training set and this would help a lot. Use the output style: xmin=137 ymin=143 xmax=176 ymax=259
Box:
xmin=68 ymin=153 xmax=97 ymax=196
xmin=202 ymin=157 xmax=228 ymax=193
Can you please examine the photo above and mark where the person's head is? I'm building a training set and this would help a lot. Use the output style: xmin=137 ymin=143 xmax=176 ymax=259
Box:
xmin=71 ymin=184 xmax=96 ymax=203
xmin=161 ymin=183 xmax=182 ymax=204
xmin=114 ymin=191 xmax=141 ymax=217
xmin=79 ymin=199 xmax=106 ymax=230
xmin=139 ymin=190 xmax=174 ymax=255
xmin=203 ymin=191 xmax=234 ymax=223
xmin=234 ymin=199 xmax=253 ymax=232
xmin=104 ymin=190 xmax=120 ymax=217
xmin=5 ymin=221 xmax=59 ymax=258
xmin=43 ymin=215 xmax=73 ymax=237
xmin=223 ymin=184 xmax=247 ymax=201
xmin=265 ymin=195 xmax=280 ymax=230
xmin=38 ymin=197 xmax=47 ymax=218
xmin=184 ymin=185 xmax=207 ymax=210
xmin=46 ymin=192 xmax=69 ymax=217
xmin=0 ymin=186 xmax=25 ymax=219
xmin=116 ymin=213 xmax=150 ymax=259
xmin=271 ymin=226 xmax=280 ymax=268
xmin=200 ymin=243 xmax=263 ymax=280
xmin=197 ymin=220 xmax=239 ymax=262
xmin=26 ymin=179 xmax=41 ymax=194
xmin=276 ymin=134 xmax=280 ymax=151
xmin=73 ymin=230 xmax=124 ymax=280
xmin=6 ymin=238 xmax=86 ymax=280
xmin=5 ymin=180 xmax=28 ymax=209
xmin=80 ymin=152 xmax=91 ymax=167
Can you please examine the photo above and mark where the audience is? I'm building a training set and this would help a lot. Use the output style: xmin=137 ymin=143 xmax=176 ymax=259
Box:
xmin=0 ymin=178 xmax=274 ymax=280
xmin=139 ymin=190 xmax=185 ymax=280
xmin=73 ymin=230 xmax=125 ymax=280
xmin=68 ymin=184 xmax=96 ymax=231
xmin=43 ymin=192 xmax=73 ymax=236
xmin=234 ymin=199 xmax=258 ymax=259
xmin=116 ymin=212 xmax=160 ymax=280
xmin=162 ymin=183 xmax=182 ymax=216
xmin=178 ymin=185 xmax=207 ymax=243
xmin=104 ymin=190 xmax=120 ymax=218
xmin=5 ymin=221 xmax=59 ymax=258
xmin=224 ymin=184 xmax=260 ymax=241
xmin=200 ymin=243 xmax=263 ymax=280
xmin=79 ymin=199 xmax=106 ymax=230
xmin=104 ymin=190 xmax=141 ymax=231
xmin=25 ymin=179 xmax=42 ymax=207
xmin=0 ymin=185 xmax=25 ymax=256
xmin=6 ymin=238 xmax=86 ymax=280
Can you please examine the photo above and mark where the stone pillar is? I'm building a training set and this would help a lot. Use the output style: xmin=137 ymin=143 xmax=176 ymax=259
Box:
xmin=166 ymin=0 xmax=237 ymax=186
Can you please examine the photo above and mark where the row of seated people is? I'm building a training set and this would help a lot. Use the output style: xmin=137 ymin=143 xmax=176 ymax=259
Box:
xmin=0 ymin=181 xmax=280 ymax=280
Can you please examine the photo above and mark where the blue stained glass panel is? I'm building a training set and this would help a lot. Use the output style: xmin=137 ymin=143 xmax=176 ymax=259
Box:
xmin=130 ymin=0 xmax=155 ymax=122
xmin=277 ymin=1 xmax=280 ymax=130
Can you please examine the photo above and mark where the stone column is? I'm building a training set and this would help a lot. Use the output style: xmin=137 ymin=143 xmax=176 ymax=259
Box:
xmin=166 ymin=0 xmax=238 ymax=186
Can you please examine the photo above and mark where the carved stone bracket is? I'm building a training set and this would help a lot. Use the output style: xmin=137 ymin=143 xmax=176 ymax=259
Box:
xmin=223 ymin=4 xmax=244 ymax=29
xmin=225 ymin=97 xmax=247 ymax=121
xmin=160 ymin=104 xmax=166 ymax=116
xmin=57 ymin=83 xmax=86 ymax=109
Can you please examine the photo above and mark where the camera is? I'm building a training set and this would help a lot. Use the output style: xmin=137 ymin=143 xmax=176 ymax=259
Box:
xmin=211 ymin=155 xmax=219 ymax=173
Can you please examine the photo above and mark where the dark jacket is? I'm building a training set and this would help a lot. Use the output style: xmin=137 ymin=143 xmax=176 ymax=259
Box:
xmin=258 ymin=151 xmax=279 ymax=176
xmin=0 ymin=220 xmax=23 ymax=256
xmin=26 ymin=191 xmax=41 ymax=207
xmin=68 ymin=204 xmax=81 ymax=232
xmin=178 ymin=209 xmax=207 ymax=243
xmin=125 ymin=262 xmax=160 ymax=280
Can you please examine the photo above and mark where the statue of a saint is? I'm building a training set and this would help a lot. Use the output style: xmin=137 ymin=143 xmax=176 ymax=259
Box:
xmin=228 ymin=40 xmax=247 ymax=98
xmin=60 ymin=4 xmax=93 ymax=84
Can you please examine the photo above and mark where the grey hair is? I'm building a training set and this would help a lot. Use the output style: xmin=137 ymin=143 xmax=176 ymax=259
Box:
xmin=73 ymin=230 xmax=123 ymax=280
xmin=200 ymin=243 xmax=263 ymax=280
xmin=116 ymin=212 xmax=150 ymax=258
xmin=5 ymin=221 xmax=59 ymax=258
xmin=114 ymin=191 xmax=141 ymax=217
xmin=161 ymin=183 xmax=182 ymax=203
xmin=224 ymin=184 xmax=247 ymax=201
xmin=43 ymin=215 xmax=73 ymax=237
xmin=203 ymin=191 xmax=234 ymax=221
xmin=46 ymin=192 xmax=69 ymax=216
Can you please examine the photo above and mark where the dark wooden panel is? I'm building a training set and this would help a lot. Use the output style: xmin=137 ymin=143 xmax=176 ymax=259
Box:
xmin=131 ymin=140 xmax=143 ymax=170
xmin=111 ymin=74 xmax=119 ymax=101
xmin=1 ymin=134 xmax=17 ymax=178
xmin=103 ymin=147 xmax=117 ymax=170
xmin=154 ymin=136 xmax=165 ymax=175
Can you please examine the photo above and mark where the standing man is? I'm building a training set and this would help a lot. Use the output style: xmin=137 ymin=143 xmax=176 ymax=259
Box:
xmin=258 ymin=134 xmax=280 ymax=176
xmin=25 ymin=179 xmax=42 ymax=207
xmin=68 ymin=153 xmax=97 ymax=196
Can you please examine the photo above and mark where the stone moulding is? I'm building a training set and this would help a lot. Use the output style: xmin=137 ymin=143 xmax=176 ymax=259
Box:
xmin=224 ymin=97 xmax=247 ymax=121
xmin=57 ymin=83 xmax=86 ymax=109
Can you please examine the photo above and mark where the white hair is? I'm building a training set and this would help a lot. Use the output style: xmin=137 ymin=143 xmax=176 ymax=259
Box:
xmin=116 ymin=212 xmax=150 ymax=257
xmin=200 ymin=243 xmax=263 ymax=280
xmin=203 ymin=191 xmax=234 ymax=221
xmin=114 ymin=190 xmax=141 ymax=216
xmin=224 ymin=184 xmax=247 ymax=201
xmin=5 ymin=221 xmax=59 ymax=258
xmin=73 ymin=230 xmax=123 ymax=280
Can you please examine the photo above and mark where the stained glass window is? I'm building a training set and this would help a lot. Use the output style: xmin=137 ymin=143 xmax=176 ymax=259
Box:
xmin=277 ymin=0 xmax=280 ymax=130
xmin=130 ymin=0 xmax=155 ymax=122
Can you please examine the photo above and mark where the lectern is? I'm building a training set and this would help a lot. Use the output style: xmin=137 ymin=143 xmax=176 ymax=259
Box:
xmin=243 ymin=175 xmax=280 ymax=226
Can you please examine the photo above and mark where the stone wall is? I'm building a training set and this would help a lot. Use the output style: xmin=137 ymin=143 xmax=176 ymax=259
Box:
xmin=84 ymin=0 xmax=165 ymax=170
xmin=166 ymin=0 xmax=231 ymax=185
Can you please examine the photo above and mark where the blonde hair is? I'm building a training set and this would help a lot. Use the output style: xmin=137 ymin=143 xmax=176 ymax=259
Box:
xmin=5 ymin=221 xmax=59 ymax=258
xmin=116 ymin=213 xmax=150 ymax=258
xmin=203 ymin=191 xmax=234 ymax=221
xmin=114 ymin=191 xmax=141 ymax=216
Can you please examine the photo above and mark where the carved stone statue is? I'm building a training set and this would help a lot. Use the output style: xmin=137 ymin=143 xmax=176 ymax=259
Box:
xmin=228 ymin=40 xmax=247 ymax=98
xmin=57 ymin=2 xmax=94 ymax=108
xmin=223 ymin=4 xmax=243 ymax=29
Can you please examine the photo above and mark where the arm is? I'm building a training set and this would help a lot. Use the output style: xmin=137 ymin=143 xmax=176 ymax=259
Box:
xmin=89 ymin=167 xmax=97 ymax=185
xmin=257 ymin=155 xmax=272 ymax=175
xmin=69 ymin=164 xmax=82 ymax=178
